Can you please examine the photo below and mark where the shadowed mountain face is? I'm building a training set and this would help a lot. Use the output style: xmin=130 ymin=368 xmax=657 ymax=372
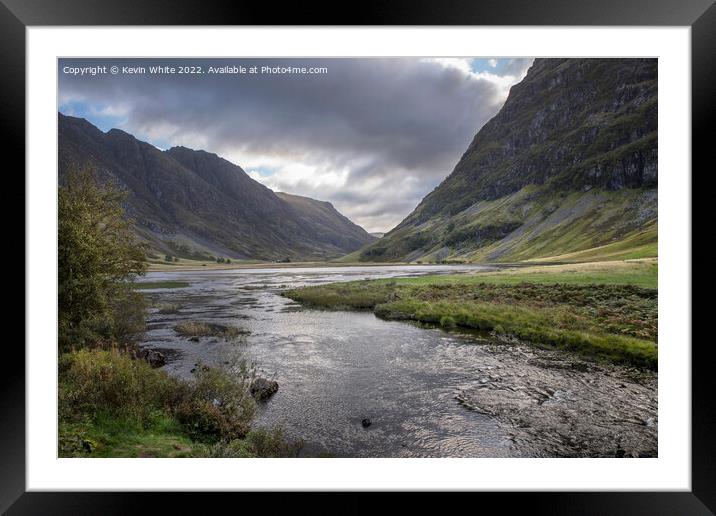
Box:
xmin=359 ymin=58 xmax=658 ymax=263
xmin=58 ymin=114 xmax=375 ymax=261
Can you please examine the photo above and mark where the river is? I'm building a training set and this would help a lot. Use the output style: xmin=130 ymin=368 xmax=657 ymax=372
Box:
xmin=137 ymin=264 xmax=657 ymax=458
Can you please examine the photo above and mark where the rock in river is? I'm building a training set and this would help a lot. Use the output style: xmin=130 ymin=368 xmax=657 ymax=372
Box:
xmin=250 ymin=378 xmax=279 ymax=401
xmin=136 ymin=348 xmax=166 ymax=368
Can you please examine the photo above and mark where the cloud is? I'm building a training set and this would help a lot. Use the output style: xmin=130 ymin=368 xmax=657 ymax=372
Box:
xmin=58 ymin=57 xmax=533 ymax=232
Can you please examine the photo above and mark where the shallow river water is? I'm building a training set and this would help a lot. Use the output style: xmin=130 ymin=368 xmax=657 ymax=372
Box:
xmin=138 ymin=265 xmax=657 ymax=458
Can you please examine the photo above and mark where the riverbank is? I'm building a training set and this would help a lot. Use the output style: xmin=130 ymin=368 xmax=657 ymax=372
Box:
xmin=284 ymin=259 xmax=658 ymax=369
xmin=145 ymin=258 xmax=413 ymax=272
xmin=59 ymin=347 xmax=301 ymax=458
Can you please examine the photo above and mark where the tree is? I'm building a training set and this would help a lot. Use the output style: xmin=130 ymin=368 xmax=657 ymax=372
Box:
xmin=58 ymin=166 xmax=148 ymax=351
xmin=165 ymin=254 xmax=173 ymax=262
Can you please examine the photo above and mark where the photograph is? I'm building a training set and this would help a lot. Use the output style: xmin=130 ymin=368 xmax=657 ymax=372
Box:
xmin=56 ymin=56 xmax=659 ymax=459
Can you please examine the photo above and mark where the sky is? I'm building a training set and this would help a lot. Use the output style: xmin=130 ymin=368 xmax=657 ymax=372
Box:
xmin=59 ymin=57 xmax=533 ymax=233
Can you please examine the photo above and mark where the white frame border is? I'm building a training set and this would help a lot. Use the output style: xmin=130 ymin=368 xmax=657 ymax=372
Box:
xmin=27 ymin=26 xmax=690 ymax=491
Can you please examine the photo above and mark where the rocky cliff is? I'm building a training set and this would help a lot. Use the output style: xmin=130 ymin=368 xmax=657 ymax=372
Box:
xmin=359 ymin=58 xmax=657 ymax=263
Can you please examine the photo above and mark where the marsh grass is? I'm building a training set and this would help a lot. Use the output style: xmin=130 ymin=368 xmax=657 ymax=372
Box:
xmin=174 ymin=321 xmax=250 ymax=339
xmin=284 ymin=261 xmax=658 ymax=369
xmin=156 ymin=303 xmax=182 ymax=314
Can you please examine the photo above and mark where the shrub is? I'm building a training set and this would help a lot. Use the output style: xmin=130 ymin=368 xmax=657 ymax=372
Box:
xmin=199 ymin=428 xmax=302 ymax=457
xmin=59 ymin=348 xmax=182 ymax=425
xmin=58 ymin=166 xmax=147 ymax=351
xmin=59 ymin=349 xmax=260 ymax=445
xmin=175 ymin=365 xmax=256 ymax=442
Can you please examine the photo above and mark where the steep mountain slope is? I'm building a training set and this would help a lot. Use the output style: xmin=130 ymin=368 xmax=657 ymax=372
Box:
xmin=58 ymin=114 xmax=375 ymax=260
xmin=359 ymin=58 xmax=657 ymax=263
xmin=274 ymin=192 xmax=376 ymax=253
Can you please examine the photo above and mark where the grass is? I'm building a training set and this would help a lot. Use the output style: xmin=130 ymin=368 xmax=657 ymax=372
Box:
xmin=58 ymin=348 xmax=298 ymax=458
xmin=358 ymin=184 xmax=657 ymax=265
xmin=284 ymin=259 xmax=658 ymax=369
xmin=396 ymin=259 xmax=658 ymax=289
xmin=59 ymin=412 xmax=196 ymax=458
xmin=132 ymin=280 xmax=190 ymax=290
xmin=174 ymin=321 xmax=250 ymax=338
xmin=156 ymin=303 xmax=182 ymax=314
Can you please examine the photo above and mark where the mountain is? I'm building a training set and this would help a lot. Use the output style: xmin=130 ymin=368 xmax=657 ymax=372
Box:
xmin=58 ymin=113 xmax=375 ymax=261
xmin=359 ymin=58 xmax=657 ymax=263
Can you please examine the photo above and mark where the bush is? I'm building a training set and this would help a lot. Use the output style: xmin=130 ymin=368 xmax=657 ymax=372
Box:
xmin=198 ymin=428 xmax=302 ymax=457
xmin=175 ymin=365 xmax=256 ymax=442
xmin=110 ymin=287 xmax=148 ymax=343
xmin=58 ymin=166 xmax=148 ymax=351
xmin=59 ymin=348 xmax=182 ymax=425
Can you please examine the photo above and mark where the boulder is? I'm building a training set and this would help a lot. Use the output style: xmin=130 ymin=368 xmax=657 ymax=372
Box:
xmin=250 ymin=378 xmax=279 ymax=401
xmin=136 ymin=348 xmax=166 ymax=368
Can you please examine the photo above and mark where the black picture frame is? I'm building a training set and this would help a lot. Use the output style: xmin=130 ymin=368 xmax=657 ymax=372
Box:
xmin=6 ymin=0 xmax=714 ymax=513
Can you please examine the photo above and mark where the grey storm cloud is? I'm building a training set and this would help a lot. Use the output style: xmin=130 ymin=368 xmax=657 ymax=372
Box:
xmin=59 ymin=57 xmax=533 ymax=232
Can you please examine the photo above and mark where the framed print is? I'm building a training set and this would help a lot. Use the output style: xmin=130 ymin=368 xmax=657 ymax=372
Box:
xmin=7 ymin=0 xmax=715 ymax=512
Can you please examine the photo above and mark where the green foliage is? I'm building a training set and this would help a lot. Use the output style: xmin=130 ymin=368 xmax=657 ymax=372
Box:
xmin=58 ymin=349 xmax=267 ymax=455
xmin=375 ymin=299 xmax=656 ymax=368
xmin=175 ymin=365 xmax=256 ymax=443
xmin=197 ymin=428 xmax=302 ymax=458
xmin=439 ymin=315 xmax=456 ymax=328
xmin=59 ymin=411 xmax=195 ymax=458
xmin=58 ymin=348 xmax=182 ymax=426
xmin=164 ymin=254 xmax=173 ymax=262
xmin=58 ymin=166 xmax=148 ymax=351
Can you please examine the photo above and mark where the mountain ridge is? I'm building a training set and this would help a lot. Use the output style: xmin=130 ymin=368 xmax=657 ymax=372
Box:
xmin=58 ymin=113 xmax=376 ymax=261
